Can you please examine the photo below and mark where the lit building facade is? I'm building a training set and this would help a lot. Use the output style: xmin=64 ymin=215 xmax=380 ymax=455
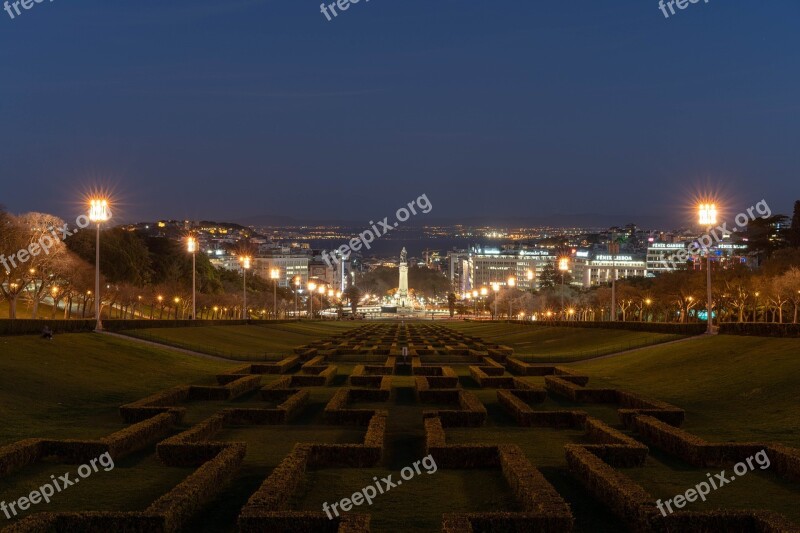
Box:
xmin=453 ymin=246 xmax=556 ymax=292
xmin=572 ymin=250 xmax=647 ymax=287
xmin=253 ymin=255 xmax=309 ymax=288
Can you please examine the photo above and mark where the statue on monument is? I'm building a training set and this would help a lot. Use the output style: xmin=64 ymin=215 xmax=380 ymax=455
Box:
xmin=398 ymin=247 xmax=409 ymax=308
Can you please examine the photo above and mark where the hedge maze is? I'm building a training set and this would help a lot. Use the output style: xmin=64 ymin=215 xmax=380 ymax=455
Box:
xmin=2 ymin=323 xmax=800 ymax=532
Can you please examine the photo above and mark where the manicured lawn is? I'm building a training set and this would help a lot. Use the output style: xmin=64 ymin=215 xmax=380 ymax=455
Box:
xmin=2 ymin=324 xmax=800 ymax=531
xmin=574 ymin=334 xmax=800 ymax=447
xmin=0 ymin=332 xmax=235 ymax=445
xmin=441 ymin=322 xmax=687 ymax=361
xmin=120 ymin=321 xmax=363 ymax=360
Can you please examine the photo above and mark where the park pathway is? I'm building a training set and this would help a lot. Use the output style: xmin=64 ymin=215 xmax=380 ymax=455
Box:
xmin=98 ymin=330 xmax=235 ymax=363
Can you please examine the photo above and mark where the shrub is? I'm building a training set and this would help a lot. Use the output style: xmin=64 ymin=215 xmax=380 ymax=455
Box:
xmin=243 ymin=444 xmax=312 ymax=510
xmin=720 ymin=322 xmax=800 ymax=338
xmin=102 ymin=412 xmax=181 ymax=460
xmin=188 ymin=375 xmax=261 ymax=401
xmin=0 ymin=439 xmax=44 ymax=477
xmin=565 ymin=444 xmax=654 ymax=529
xmin=119 ymin=386 xmax=190 ymax=423
xmin=148 ymin=442 xmax=246 ymax=532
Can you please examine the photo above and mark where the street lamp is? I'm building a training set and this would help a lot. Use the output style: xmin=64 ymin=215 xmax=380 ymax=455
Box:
xmin=308 ymin=282 xmax=317 ymax=318
xmin=88 ymin=198 xmax=111 ymax=331
xmin=608 ymin=240 xmax=620 ymax=321
xmin=173 ymin=296 xmax=180 ymax=320
xmin=491 ymin=282 xmax=500 ymax=319
xmin=558 ymin=257 xmax=569 ymax=318
xmin=698 ymin=202 xmax=718 ymax=334
xmin=294 ymin=276 xmax=301 ymax=318
xmin=270 ymin=268 xmax=280 ymax=319
xmin=187 ymin=236 xmax=197 ymax=320
xmin=507 ymin=276 xmax=516 ymax=319
xmin=240 ymin=256 xmax=251 ymax=320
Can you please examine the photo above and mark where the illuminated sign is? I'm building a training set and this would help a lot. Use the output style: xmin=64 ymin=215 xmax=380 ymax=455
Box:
xmin=649 ymin=243 xmax=685 ymax=249
xmin=596 ymin=255 xmax=634 ymax=261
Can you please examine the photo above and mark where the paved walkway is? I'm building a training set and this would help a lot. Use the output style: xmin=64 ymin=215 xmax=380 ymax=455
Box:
xmin=99 ymin=330 xmax=235 ymax=363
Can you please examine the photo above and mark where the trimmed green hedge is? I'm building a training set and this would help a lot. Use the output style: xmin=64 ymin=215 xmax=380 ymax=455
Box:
xmin=0 ymin=319 xmax=95 ymax=336
xmin=720 ymin=322 xmax=800 ymax=338
xmin=507 ymin=319 xmax=706 ymax=335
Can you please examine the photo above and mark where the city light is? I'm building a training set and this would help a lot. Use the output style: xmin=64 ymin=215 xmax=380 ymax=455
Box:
xmin=698 ymin=201 xmax=718 ymax=335
xmin=88 ymin=198 xmax=110 ymax=223
xmin=187 ymin=236 xmax=197 ymax=320
xmin=558 ymin=257 xmax=570 ymax=272
xmin=698 ymin=202 xmax=718 ymax=226
xmin=88 ymin=196 xmax=111 ymax=331
xmin=240 ymin=256 xmax=251 ymax=320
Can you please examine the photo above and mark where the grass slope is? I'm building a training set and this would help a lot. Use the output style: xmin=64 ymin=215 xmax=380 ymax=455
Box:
xmin=575 ymin=335 xmax=800 ymax=447
xmin=442 ymin=322 xmax=686 ymax=361
xmin=121 ymin=322 xmax=363 ymax=360
xmin=0 ymin=333 xmax=235 ymax=445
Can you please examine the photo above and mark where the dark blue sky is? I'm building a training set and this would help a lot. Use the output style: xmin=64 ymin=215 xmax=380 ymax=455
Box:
xmin=0 ymin=0 xmax=798 ymax=226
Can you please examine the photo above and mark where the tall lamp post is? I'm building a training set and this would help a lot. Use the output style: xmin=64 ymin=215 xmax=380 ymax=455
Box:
xmin=240 ymin=256 xmax=251 ymax=320
xmin=608 ymin=241 xmax=619 ymax=321
xmin=698 ymin=203 xmax=718 ymax=334
xmin=558 ymin=257 xmax=569 ymax=319
xmin=270 ymin=268 xmax=280 ymax=319
xmin=308 ymin=282 xmax=317 ymax=318
xmin=294 ymin=276 xmax=301 ymax=318
xmin=491 ymin=283 xmax=500 ymax=319
xmin=507 ymin=276 xmax=516 ymax=319
xmin=187 ymin=236 xmax=197 ymax=320
xmin=88 ymin=198 xmax=111 ymax=331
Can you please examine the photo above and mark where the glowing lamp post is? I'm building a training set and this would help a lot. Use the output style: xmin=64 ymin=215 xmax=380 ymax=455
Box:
xmin=294 ymin=277 xmax=301 ymax=318
xmin=558 ymin=257 xmax=569 ymax=318
xmin=88 ymin=198 xmax=111 ymax=331
xmin=270 ymin=268 xmax=280 ymax=319
xmin=491 ymin=282 xmax=500 ymax=319
xmin=187 ymin=236 xmax=197 ymax=320
xmin=507 ymin=276 xmax=516 ymax=319
xmin=308 ymin=282 xmax=317 ymax=318
xmin=240 ymin=256 xmax=251 ymax=320
xmin=698 ymin=203 xmax=718 ymax=334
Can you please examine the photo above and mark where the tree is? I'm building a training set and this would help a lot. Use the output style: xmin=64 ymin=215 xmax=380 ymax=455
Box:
xmin=447 ymin=292 xmax=457 ymax=318
xmin=344 ymin=285 xmax=361 ymax=316
xmin=790 ymin=200 xmax=800 ymax=248
xmin=538 ymin=262 xmax=558 ymax=289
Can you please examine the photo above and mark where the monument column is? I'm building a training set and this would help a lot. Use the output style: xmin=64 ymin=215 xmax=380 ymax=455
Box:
xmin=398 ymin=247 xmax=409 ymax=307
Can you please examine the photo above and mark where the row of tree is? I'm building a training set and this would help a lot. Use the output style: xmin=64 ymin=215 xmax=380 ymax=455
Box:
xmin=0 ymin=209 xmax=339 ymax=320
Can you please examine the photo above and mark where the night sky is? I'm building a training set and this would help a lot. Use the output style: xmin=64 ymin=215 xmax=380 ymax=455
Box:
xmin=0 ymin=0 xmax=798 ymax=226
